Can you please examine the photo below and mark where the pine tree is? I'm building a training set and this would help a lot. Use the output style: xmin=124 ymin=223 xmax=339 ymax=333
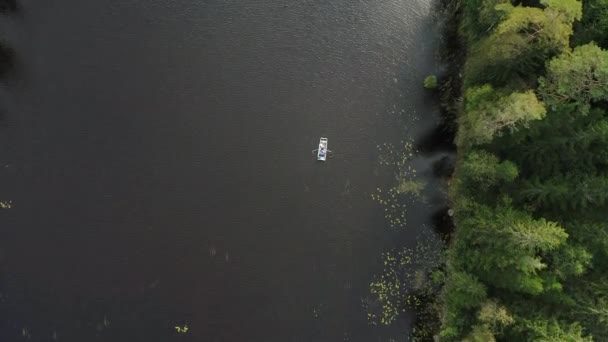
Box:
xmin=453 ymin=200 xmax=567 ymax=294
xmin=519 ymin=175 xmax=608 ymax=211
xmin=516 ymin=318 xmax=593 ymax=341
xmin=517 ymin=118 xmax=608 ymax=177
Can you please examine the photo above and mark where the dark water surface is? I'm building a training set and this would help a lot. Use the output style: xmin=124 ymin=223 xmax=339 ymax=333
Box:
xmin=0 ymin=0 xmax=443 ymax=341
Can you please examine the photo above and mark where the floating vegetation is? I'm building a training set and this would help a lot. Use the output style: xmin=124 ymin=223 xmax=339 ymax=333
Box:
xmin=395 ymin=178 xmax=426 ymax=198
xmin=175 ymin=324 xmax=189 ymax=334
xmin=96 ymin=315 xmax=110 ymax=332
xmin=424 ymin=75 xmax=438 ymax=89
xmin=377 ymin=140 xmax=416 ymax=170
xmin=371 ymin=187 xmax=408 ymax=228
xmin=22 ymin=327 xmax=30 ymax=339
xmin=312 ymin=304 xmax=324 ymax=319
xmin=342 ymin=179 xmax=351 ymax=195
xmin=365 ymin=232 xmax=445 ymax=326
xmin=372 ymin=140 xmax=420 ymax=228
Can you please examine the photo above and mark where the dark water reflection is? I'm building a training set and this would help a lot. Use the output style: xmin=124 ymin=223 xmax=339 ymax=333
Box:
xmin=0 ymin=0 xmax=444 ymax=341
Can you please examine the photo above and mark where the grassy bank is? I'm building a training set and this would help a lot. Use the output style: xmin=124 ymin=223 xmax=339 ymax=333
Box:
xmin=440 ymin=0 xmax=608 ymax=340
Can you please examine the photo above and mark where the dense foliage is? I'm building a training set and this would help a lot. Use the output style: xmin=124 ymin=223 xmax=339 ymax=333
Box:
xmin=441 ymin=0 xmax=608 ymax=340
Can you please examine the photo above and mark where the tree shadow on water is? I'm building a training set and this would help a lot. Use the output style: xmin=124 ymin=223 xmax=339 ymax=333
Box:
xmin=0 ymin=0 xmax=17 ymax=13
xmin=416 ymin=124 xmax=456 ymax=154
xmin=0 ymin=42 xmax=16 ymax=125
xmin=431 ymin=207 xmax=455 ymax=238
xmin=0 ymin=42 xmax=15 ymax=79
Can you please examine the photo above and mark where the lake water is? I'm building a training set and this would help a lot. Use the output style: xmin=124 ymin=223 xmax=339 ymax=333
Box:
xmin=0 ymin=0 xmax=446 ymax=341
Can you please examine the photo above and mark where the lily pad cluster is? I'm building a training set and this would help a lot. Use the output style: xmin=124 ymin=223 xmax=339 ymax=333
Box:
xmin=366 ymin=233 xmax=445 ymax=326
xmin=175 ymin=324 xmax=189 ymax=334
xmin=372 ymin=140 xmax=419 ymax=228
xmin=371 ymin=187 xmax=408 ymax=228
xmin=0 ymin=200 xmax=12 ymax=209
xmin=377 ymin=140 xmax=416 ymax=170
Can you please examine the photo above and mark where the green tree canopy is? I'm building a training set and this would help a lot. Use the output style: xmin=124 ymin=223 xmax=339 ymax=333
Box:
xmin=517 ymin=318 xmax=593 ymax=341
xmin=445 ymin=270 xmax=488 ymax=310
xmin=460 ymin=150 xmax=518 ymax=191
xmin=575 ymin=0 xmax=608 ymax=48
xmin=460 ymin=0 xmax=509 ymax=41
xmin=463 ymin=324 xmax=496 ymax=342
xmin=539 ymin=43 xmax=608 ymax=114
xmin=519 ymin=174 xmax=608 ymax=211
xmin=465 ymin=0 xmax=581 ymax=84
xmin=458 ymin=85 xmax=546 ymax=146
xmin=478 ymin=299 xmax=515 ymax=331
xmin=454 ymin=201 xmax=567 ymax=294
xmin=516 ymin=116 xmax=608 ymax=177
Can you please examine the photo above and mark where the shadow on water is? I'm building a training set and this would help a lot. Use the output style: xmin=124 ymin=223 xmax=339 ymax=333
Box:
xmin=431 ymin=206 xmax=455 ymax=237
xmin=0 ymin=0 xmax=20 ymax=123
xmin=416 ymin=124 xmax=456 ymax=154
xmin=418 ymin=131 xmax=456 ymax=238
xmin=0 ymin=42 xmax=16 ymax=125
xmin=0 ymin=0 xmax=17 ymax=13
xmin=0 ymin=42 xmax=15 ymax=79
xmin=432 ymin=154 xmax=455 ymax=178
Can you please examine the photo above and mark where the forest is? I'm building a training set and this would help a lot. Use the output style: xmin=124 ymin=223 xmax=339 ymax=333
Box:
xmin=439 ymin=0 xmax=608 ymax=339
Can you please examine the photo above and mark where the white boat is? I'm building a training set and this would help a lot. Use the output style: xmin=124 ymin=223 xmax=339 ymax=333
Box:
xmin=317 ymin=137 xmax=328 ymax=161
